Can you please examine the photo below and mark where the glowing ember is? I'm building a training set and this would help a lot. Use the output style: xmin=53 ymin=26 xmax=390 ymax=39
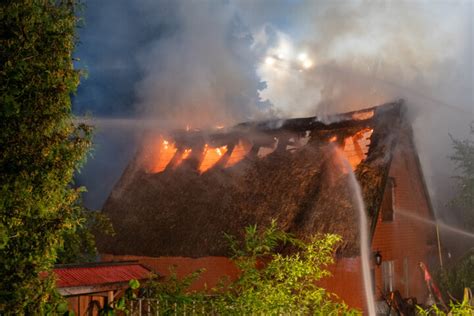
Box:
xmin=174 ymin=148 xmax=192 ymax=168
xmin=182 ymin=149 xmax=192 ymax=159
xmin=329 ymin=135 xmax=338 ymax=142
xmin=148 ymin=138 xmax=177 ymax=173
xmin=352 ymin=110 xmax=374 ymax=120
xmin=226 ymin=140 xmax=252 ymax=167
xmin=199 ymin=145 xmax=228 ymax=173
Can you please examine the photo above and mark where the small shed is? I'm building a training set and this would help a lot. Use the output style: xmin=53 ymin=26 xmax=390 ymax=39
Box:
xmin=54 ymin=261 xmax=152 ymax=315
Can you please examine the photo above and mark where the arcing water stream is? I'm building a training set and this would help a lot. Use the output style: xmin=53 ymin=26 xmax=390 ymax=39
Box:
xmin=396 ymin=209 xmax=474 ymax=240
xmin=332 ymin=147 xmax=376 ymax=316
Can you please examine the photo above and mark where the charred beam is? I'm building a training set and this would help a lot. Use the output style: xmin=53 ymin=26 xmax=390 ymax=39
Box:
xmin=165 ymin=147 xmax=185 ymax=171
xmin=215 ymin=143 xmax=236 ymax=168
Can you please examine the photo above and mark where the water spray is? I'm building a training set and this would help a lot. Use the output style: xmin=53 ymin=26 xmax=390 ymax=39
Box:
xmin=332 ymin=146 xmax=376 ymax=316
xmin=397 ymin=209 xmax=474 ymax=240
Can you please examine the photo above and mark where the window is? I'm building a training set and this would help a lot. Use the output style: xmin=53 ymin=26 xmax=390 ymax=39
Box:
xmin=381 ymin=177 xmax=396 ymax=221
xmin=381 ymin=260 xmax=395 ymax=292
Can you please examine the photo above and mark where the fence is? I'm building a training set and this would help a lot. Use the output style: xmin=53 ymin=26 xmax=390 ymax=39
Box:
xmin=125 ymin=298 xmax=302 ymax=316
xmin=128 ymin=299 xmax=217 ymax=315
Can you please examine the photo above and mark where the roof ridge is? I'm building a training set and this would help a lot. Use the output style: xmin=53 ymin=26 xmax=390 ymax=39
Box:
xmin=54 ymin=260 xmax=140 ymax=269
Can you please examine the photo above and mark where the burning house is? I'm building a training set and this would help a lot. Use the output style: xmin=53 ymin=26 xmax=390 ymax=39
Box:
xmin=97 ymin=100 xmax=438 ymax=310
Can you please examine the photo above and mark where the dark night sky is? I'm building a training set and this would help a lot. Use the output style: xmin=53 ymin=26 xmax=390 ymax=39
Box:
xmin=73 ymin=1 xmax=148 ymax=208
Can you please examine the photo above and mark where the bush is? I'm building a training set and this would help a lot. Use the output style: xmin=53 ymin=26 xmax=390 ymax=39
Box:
xmin=436 ymin=249 xmax=474 ymax=301
xmin=213 ymin=221 xmax=359 ymax=315
xmin=416 ymin=298 xmax=473 ymax=315
xmin=136 ymin=220 xmax=360 ymax=315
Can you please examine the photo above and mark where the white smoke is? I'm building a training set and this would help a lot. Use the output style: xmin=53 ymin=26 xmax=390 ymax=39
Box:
xmin=77 ymin=0 xmax=473 ymax=220
xmin=133 ymin=1 xmax=272 ymax=129
xmin=248 ymin=1 xmax=471 ymax=118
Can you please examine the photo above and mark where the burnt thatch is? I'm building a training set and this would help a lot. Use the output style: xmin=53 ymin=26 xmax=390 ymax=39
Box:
xmin=98 ymin=101 xmax=405 ymax=258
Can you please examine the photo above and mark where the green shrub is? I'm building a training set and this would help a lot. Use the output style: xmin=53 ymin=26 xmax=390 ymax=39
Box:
xmin=136 ymin=220 xmax=360 ymax=315
xmin=436 ymin=249 xmax=474 ymax=301
xmin=213 ymin=220 xmax=359 ymax=315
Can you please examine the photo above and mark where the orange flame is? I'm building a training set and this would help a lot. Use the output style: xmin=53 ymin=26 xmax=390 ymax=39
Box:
xmin=199 ymin=145 xmax=228 ymax=173
xmin=226 ymin=140 xmax=252 ymax=167
xmin=149 ymin=137 xmax=178 ymax=173
xmin=173 ymin=148 xmax=192 ymax=168
xmin=182 ymin=148 xmax=192 ymax=160
xmin=339 ymin=128 xmax=374 ymax=171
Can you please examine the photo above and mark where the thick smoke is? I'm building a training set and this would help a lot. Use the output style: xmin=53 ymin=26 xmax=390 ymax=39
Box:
xmin=241 ymin=1 xmax=473 ymax=223
xmin=250 ymin=1 xmax=472 ymax=116
xmin=132 ymin=1 xmax=272 ymax=128
xmin=76 ymin=0 xmax=473 ymax=246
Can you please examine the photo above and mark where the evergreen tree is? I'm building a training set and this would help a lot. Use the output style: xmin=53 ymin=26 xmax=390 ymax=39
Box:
xmin=0 ymin=0 xmax=91 ymax=313
xmin=450 ymin=123 xmax=474 ymax=229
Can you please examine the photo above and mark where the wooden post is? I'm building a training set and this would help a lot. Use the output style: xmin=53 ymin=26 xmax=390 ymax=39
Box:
xmin=107 ymin=291 xmax=114 ymax=307
xmin=165 ymin=147 xmax=185 ymax=171
xmin=215 ymin=143 xmax=235 ymax=168
xmin=436 ymin=223 xmax=443 ymax=268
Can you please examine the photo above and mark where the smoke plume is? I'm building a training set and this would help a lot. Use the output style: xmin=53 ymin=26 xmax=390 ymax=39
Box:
xmin=240 ymin=1 xmax=473 ymax=227
xmin=75 ymin=0 xmax=473 ymax=237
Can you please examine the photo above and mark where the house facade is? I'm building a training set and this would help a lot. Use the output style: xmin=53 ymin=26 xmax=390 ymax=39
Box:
xmin=98 ymin=101 xmax=439 ymax=311
xmin=318 ymin=125 xmax=437 ymax=308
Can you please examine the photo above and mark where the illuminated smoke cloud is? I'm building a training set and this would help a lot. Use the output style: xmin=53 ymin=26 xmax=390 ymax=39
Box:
xmin=76 ymin=0 xmax=473 ymax=219
xmin=250 ymin=1 xmax=472 ymax=119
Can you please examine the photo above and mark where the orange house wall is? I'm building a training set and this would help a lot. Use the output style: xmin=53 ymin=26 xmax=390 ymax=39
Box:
xmin=319 ymin=257 xmax=365 ymax=310
xmin=322 ymin=138 xmax=439 ymax=310
xmin=371 ymin=133 xmax=437 ymax=303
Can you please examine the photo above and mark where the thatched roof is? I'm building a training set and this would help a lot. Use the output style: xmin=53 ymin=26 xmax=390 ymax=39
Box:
xmin=97 ymin=101 xmax=405 ymax=257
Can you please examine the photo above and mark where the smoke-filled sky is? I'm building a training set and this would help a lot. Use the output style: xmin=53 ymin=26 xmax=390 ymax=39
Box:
xmin=74 ymin=0 xmax=473 ymax=227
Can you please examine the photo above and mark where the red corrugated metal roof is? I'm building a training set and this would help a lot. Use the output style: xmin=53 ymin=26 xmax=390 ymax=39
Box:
xmin=54 ymin=263 xmax=151 ymax=288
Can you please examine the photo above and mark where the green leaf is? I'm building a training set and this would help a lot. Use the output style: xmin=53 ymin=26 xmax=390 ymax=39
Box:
xmin=115 ymin=297 xmax=125 ymax=310
xmin=56 ymin=302 xmax=69 ymax=313
xmin=129 ymin=279 xmax=140 ymax=290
